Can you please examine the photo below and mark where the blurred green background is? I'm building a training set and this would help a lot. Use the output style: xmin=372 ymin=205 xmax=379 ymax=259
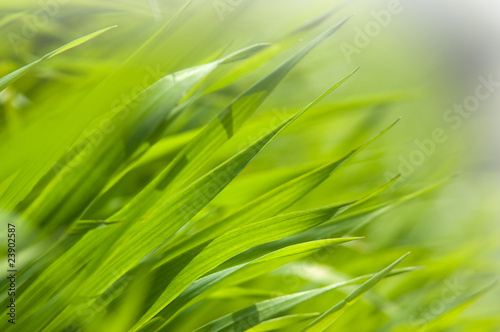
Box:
xmin=1 ymin=0 xmax=499 ymax=331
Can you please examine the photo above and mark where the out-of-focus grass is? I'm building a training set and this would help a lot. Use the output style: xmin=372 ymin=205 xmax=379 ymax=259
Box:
xmin=0 ymin=0 xmax=498 ymax=331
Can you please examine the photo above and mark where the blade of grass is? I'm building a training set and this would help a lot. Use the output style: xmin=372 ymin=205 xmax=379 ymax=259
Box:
xmin=219 ymin=174 xmax=401 ymax=269
xmin=21 ymin=44 xmax=267 ymax=233
xmin=302 ymin=253 xmax=410 ymax=331
xmin=0 ymin=26 xmax=116 ymax=92
xmin=111 ymin=18 xmax=353 ymax=222
xmin=244 ymin=313 xmax=321 ymax=332
xmin=132 ymin=176 xmax=399 ymax=330
xmin=204 ymin=5 xmax=344 ymax=93
xmin=78 ymin=69 xmax=360 ymax=300
xmin=193 ymin=267 xmax=417 ymax=332
xmin=230 ymin=174 xmax=452 ymax=267
xmin=156 ymin=117 xmax=399 ymax=263
xmin=43 ymin=238 xmax=358 ymax=332
xmin=152 ymin=238 xmax=360 ymax=326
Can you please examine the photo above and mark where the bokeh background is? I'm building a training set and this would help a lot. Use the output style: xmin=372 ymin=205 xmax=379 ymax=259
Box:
xmin=0 ymin=0 xmax=499 ymax=331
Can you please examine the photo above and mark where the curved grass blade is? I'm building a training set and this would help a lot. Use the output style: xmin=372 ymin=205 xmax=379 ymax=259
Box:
xmin=79 ymin=76 xmax=354 ymax=300
xmin=0 ymin=26 xmax=116 ymax=92
xmin=409 ymin=281 xmax=498 ymax=331
xmin=193 ymin=267 xmax=417 ymax=332
xmin=44 ymin=238 xmax=358 ymax=332
xmin=0 ymin=11 xmax=24 ymax=29
xmin=2 ymin=225 xmax=115 ymax=331
xmin=111 ymin=18 xmax=353 ymax=222
xmin=150 ymin=238 xmax=360 ymax=328
xmin=82 ymin=130 xmax=200 ymax=219
xmin=289 ymin=173 xmax=457 ymax=244
xmin=204 ymin=5 xmax=345 ymax=93
xmin=11 ymin=75 xmax=353 ymax=328
xmin=220 ymin=174 xmax=401 ymax=269
xmin=76 ymin=69 xmax=360 ymax=302
xmin=302 ymin=253 xmax=410 ymax=331
xmin=225 ymin=172 xmax=456 ymax=269
xmin=21 ymin=44 xmax=266 ymax=233
xmin=2 ymin=1 xmax=196 ymax=212
xmin=131 ymin=202 xmax=354 ymax=330
xmin=156 ymin=117 xmax=399 ymax=263
xmin=208 ymin=287 xmax=279 ymax=300
xmin=244 ymin=313 xmax=320 ymax=332
xmin=131 ymin=176 xmax=398 ymax=330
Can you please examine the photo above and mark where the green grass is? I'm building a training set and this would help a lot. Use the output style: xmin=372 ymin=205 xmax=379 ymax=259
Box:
xmin=0 ymin=1 xmax=499 ymax=331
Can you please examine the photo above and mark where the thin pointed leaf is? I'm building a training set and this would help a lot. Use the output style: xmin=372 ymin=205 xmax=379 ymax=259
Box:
xmin=159 ymin=117 xmax=399 ymax=262
xmin=22 ymin=44 xmax=266 ymax=232
xmin=220 ymin=174 xmax=401 ymax=269
xmin=112 ymin=18 xmax=353 ymax=221
xmin=244 ymin=313 xmax=320 ymax=332
xmin=151 ymin=238 xmax=360 ymax=327
xmin=132 ymin=176 xmax=398 ymax=330
xmin=194 ymin=267 xmax=417 ymax=332
xmin=80 ymin=76 xmax=351 ymax=300
xmin=302 ymin=253 xmax=410 ymax=331
xmin=0 ymin=26 xmax=116 ymax=92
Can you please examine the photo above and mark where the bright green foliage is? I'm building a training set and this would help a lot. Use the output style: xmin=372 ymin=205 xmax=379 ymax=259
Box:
xmin=0 ymin=1 xmax=498 ymax=332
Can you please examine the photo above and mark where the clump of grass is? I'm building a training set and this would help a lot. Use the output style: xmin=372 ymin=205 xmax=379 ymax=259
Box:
xmin=0 ymin=1 xmax=498 ymax=332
